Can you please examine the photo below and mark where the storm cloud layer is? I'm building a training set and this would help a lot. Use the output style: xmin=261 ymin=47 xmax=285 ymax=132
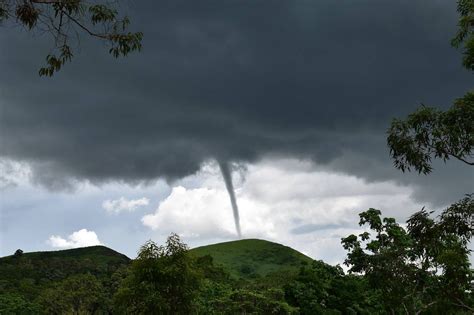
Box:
xmin=1 ymin=1 xmax=472 ymax=204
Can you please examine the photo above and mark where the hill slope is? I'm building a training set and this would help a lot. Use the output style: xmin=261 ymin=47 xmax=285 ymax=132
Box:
xmin=0 ymin=240 xmax=313 ymax=285
xmin=190 ymin=239 xmax=313 ymax=279
xmin=1 ymin=245 xmax=130 ymax=263
xmin=0 ymin=246 xmax=130 ymax=289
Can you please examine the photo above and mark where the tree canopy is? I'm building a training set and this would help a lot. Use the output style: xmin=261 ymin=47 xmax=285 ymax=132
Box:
xmin=1 ymin=230 xmax=472 ymax=313
xmin=113 ymin=234 xmax=201 ymax=314
xmin=341 ymin=195 xmax=474 ymax=314
xmin=452 ymin=0 xmax=474 ymax=71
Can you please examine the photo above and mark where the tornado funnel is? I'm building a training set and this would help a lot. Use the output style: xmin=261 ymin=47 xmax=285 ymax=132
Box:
xmin=218 ymin=161 xmax=242 ymax=238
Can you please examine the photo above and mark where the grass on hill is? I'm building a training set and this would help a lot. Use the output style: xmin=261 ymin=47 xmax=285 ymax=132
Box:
xmin=190 ymin=239 xmax=313 ymax=279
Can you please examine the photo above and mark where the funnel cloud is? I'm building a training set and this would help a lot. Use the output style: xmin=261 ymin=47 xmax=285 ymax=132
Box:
xmin=218 ymin=161 xmax=242 ymax=238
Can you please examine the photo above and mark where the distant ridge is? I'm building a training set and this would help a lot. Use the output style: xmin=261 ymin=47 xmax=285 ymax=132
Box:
xmin=1 ymin=245 xmax=130 ymax=261
xmin=0 ymin=245 xmax=130 ymax=286
xmin=190 ymin=238 xmax=313 ymax=279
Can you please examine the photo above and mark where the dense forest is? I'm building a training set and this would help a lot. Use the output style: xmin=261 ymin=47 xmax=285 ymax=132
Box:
xmin=1 ymin=196 xmax=473 ymax=314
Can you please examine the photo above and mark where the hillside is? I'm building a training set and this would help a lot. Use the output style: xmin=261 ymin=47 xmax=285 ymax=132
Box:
xmin=0 ymin=239 xmax=314 ymax=282
xmin=0 ymin=245 xmax=130 ymax=297
xmin=190 ymin=239 xmax=313 ymax=279
xmin=0 ymin=245 xmax=130 ymax=264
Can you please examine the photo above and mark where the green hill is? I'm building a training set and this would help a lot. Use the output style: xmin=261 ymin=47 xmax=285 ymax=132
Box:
xmin=0 ymin=245 xmax=130 ymax=297
xmin=1 ymin=245 xmax=130 ymax=264
xmin=0 ymin=240 xmax=314 ymax=299
xmin=0 ymin=240 xmax=313 ymax=282
xmin=190 ymin=239 xmax=313 ymax=279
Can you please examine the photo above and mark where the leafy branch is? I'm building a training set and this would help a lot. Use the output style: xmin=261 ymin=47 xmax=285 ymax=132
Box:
xmin=387 ymin=94 xmax=474 ymax=174
xmin=1 ymin=0 xmax=143 ymax=76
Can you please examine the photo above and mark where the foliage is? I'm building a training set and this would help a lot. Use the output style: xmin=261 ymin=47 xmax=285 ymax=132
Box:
xmin=0 ymin=0 xmax=142 ymax=76
xmin=0 ymin=293 xmax=41 ymax=314
xmin=0 ymin=245 xmax=129 ymax=313
xmin=452 ymin=0 xmax=474 ymax=71
xmin=36 ymin=273 xmax=107 ymax=314
xmin=214 ymin=288 xmax=297 ymax=315
xmin=194 ymin=253 xmax=299 ymax=314
xmin=0 ymin=245 xmax=129 ymax=294
xmin=387 ymin=0 xmax=474 ymax=174
xmin=341 ymin=196 xmax=474 ymax=314
xmin=383 ymin=3 xmax=474 ymax=311
xmin=285 ymin=261 xmax=382 ymax=314
xmin=196 ymin=277 xmax=297 ymax=314
xmin=388 ymin=93 xmax=474 ymax=174
xmin=113 ymin=234 xmax=201 ymax=314
xmin=1 ymin=234 xmax=473 ymax=313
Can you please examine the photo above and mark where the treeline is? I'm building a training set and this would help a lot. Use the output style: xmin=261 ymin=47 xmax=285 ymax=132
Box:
xmin=0 ymin=236 xmax=375 ymax=314
xmin=1 ymin=196 xmax=472 ymax=314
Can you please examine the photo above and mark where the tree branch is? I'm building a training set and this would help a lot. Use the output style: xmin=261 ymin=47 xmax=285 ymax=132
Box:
xmin=453 ymin=298 xmax=474 ymax=312
xmin=60 ymin=9 xmax=110 ymax=40
xmin=426 ymin=142 xmax=474 ymax=166
xmin=450 ymin=152 xmax=474 ymax=165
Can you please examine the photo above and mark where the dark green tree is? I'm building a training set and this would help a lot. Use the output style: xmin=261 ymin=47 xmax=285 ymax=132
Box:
xmin=0 ymin=293 xmax=41 ymax=315
xmin=387 ymin=0 xmax=474 ymax=174
xmin=36 ymin=273 xmax=107 ymax=314
xmin=113 ymin=233 xmax=201 ymax=315
xmin=217 ymin=288 xmax=297 ymax=315
xmin=341 ymin=196 xmax=474 ymax=314
xmin=14 ymin=249 xmax=23 ymax=257
xmin=0 ymin=0 xmax=142 ymax=76
xmin=285 ymin=260 xmax=382 ymax=314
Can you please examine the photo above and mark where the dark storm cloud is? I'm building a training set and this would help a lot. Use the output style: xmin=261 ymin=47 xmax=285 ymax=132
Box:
xmin=0 ymin=0 xmax=472 ymax=204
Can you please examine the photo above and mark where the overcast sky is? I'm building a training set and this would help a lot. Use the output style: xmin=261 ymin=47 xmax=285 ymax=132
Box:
xmin=1 ymin=0 xmax=472 ymax=262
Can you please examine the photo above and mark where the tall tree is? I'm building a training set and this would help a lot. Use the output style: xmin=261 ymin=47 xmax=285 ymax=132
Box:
xmin=284 ymin=260 xmax=381 ymax=314
xmin=113 ymin=234 xmax=201 ymax=315
xmin=341 ymin=196 xmax=474 ymax=314
xmin=387 ymin=0 xmax=473 ymax=174
xmin=0 ymin=0 xmax=142 ymax=76
xmin=36 ymin=273 xmax=107 ymax=314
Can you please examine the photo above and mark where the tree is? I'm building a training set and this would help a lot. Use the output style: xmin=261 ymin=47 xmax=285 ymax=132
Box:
xmin=341 ymin=196 xmax=474 ymax=314
xmin=387 ymin=0 xmax=474 ymax=174
xmin=451 ymin=0 xmax=474 ymax=71
xmin=113 ymin=234 xmax=201 ymax=314
xmin=284 ymin=260 xmax=381 ymax=314
xmin=383 ymin=3 xmax=474 ymax=312
xmin=216 ymin=288 xmax=297 ymax=315
xmin=36 ymin=273 xmax=107 ymax=314
xmin=0 ymin=293 xmax=41 ymax=315
xmin=0 ymin=0 xmax=142 ymax=76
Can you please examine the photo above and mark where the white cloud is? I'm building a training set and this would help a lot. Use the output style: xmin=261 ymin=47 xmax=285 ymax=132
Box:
xmin=102 ymin=197 xmax=149 ymax=214
xmin=142 ymin=186 xmax=238 ymax=238
xmin=48 ymin=229 xmax=102 ymax=249
xmin=141 ymin=159 xmax=425 ymax=264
